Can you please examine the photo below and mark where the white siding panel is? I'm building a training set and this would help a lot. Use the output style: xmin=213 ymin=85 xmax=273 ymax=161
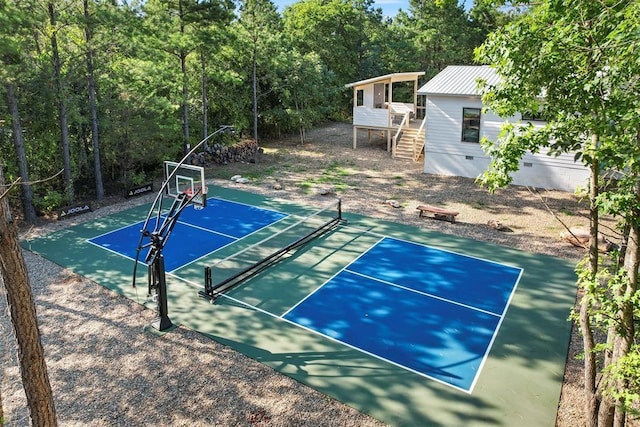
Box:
xmin=424 ymin=96 xmax=486 ymax=156
xmin=424 ymin=152 xmax=491 ymax=180
xmin=424 ymin=94 xmax=590 ymax=192
xmin=511 ymin=160 xmax=590 ymax=192
xmin=353 ymin=106 xmax=390 ymax=128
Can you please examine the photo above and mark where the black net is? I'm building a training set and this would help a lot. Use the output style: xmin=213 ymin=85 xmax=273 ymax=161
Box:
xmin=201 ymin=199 xmax=342 ymax=300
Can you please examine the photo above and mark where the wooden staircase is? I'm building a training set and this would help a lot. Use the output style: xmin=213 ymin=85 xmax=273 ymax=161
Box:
xmin=393 ymin=128 xmax=425 ymax=162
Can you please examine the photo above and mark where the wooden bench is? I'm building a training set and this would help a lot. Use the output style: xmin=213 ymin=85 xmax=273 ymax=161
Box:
xmin=416 ymin=205 xmax=459 ymax=223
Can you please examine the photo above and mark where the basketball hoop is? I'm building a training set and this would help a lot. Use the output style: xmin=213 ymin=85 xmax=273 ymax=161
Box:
xmin=188 ymin=186 xmax=207 ymax=210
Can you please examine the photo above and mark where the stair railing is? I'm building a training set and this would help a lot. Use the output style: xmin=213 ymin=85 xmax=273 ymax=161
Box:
xmin=412 ymin=116 xmax=427 ymax=161
xmin=392 ymin=112 xmax=411 ymax=158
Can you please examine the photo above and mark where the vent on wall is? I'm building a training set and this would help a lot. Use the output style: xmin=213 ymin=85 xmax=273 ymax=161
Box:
xmin=465 ymin=155 xmax=474 ymax=160
xmin=523 ymin=162 xmax=533 ymax=167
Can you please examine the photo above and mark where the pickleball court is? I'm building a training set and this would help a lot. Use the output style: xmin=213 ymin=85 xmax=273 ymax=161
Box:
xmin=23 ymin=186 xmax=577 ymax=426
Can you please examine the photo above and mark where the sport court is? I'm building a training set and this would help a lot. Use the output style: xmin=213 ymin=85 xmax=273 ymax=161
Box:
xmin=23 ymin=186 xmax=577 ymax=426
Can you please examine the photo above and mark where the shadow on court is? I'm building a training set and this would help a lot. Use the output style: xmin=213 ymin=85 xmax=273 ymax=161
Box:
xmin=22 ymin=185 xmax=577 ymax=427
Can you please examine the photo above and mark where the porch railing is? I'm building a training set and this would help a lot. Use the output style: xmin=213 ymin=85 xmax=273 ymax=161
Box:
xmin=391 ymin=112 xmax=411 ymax=157
xmin=413 ymin=117 xmax=427 ymax=161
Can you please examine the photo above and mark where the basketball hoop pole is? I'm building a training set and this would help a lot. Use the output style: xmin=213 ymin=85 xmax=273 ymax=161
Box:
xmin=143 ymin=192 xmax=192 ymax=331
xmin=132 ymin=125 xmax=234 ymax=331
xmin=148 ymin=255 xmax=172 ymax=331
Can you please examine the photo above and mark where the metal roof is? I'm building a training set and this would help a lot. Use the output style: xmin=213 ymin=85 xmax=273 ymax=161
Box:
xmin=417 ymin=65 xmax=500 ymax=96
xmin=345 ymin=72 xmax=425 ymax=89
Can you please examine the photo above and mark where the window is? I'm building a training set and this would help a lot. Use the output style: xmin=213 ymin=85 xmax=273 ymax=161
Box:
xmin=462 ymin=108 xmax=481 ymax=143
xmin=521 ymin=110 xmax=545 ymax=122
xmin=356 ymin=89 xmax=364 ymax=106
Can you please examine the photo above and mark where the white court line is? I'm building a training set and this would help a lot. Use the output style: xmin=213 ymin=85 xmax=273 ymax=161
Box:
xmin=468 ymin=267 xmax=523 ymax=392
xmin=174 ymin=273 xmax=474 ymax=394
xmin=87 ymin=199 xmax=292 ymax=272
xmin=343 ymin=269 xmax=503 ymax=317
xmin=340 ymin=222 xmax=524 ymax=271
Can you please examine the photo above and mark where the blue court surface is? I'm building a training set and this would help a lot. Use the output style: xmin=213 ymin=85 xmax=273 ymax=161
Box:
xmin=88 ymin=197 xmax=288 ymax=272
xmin=283 ymin=237 xmax=522 ymax=392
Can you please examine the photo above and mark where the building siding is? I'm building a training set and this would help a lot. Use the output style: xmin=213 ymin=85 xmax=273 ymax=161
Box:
xmin=424 ymin=95 xmax=590 ymax=192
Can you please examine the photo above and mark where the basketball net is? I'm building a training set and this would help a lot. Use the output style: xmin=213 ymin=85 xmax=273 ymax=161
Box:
xmin=184 ymin=187 xmax=207 ymax=210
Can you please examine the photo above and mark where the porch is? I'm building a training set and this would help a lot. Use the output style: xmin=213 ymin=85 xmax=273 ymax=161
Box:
xmin=351 ymin=110 xmax=425 ymax=162
xmin=345 ymin=72 xmax=426 ymax=162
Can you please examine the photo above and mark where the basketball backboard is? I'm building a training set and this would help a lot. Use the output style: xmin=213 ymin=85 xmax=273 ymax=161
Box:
xmin=163 ymin=161 xmax=207 ymax=207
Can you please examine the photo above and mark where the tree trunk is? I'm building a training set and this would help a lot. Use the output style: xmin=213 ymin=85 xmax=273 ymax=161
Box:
xmin=178 ymin=0 xmax=190 ymax=156
xmin=181 ymin=51 xmax=190 ymax=155
xmin=582 ymin=143 xmax=601 ymax=427
xmin=84 ymin=0 xmax=104 ymax=201
xmin=201 ymin=50 xmax=208 ymax=142
xmin=612 ymin=178 xmax=640 ymax=427
xmin=0 ymin=164 xmax=57 ymax=426
xmin=252 ymin=47 xmax=258 ymax=145
xmin=49 ymin=2 xmax=73 ymax=202
xmin=5 ymin=82 xmax=37 ymax=223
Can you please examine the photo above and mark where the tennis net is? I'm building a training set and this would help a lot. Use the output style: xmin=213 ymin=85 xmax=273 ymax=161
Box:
xmin=199 ymin=199 xmax=343 ymax=301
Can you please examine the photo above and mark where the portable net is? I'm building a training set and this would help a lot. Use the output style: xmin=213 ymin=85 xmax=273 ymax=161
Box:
xmin=200 ymin=199 xmax=343 ymax=300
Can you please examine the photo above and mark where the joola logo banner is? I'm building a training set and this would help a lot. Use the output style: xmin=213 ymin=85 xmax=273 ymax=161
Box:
xmin=126 ymin=183 xmax=153 ymax=198
xmin=58 ymin=204 xmax=92 ymax=219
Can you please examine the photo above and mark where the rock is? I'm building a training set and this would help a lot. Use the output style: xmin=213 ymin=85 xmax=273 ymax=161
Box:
xmin=560 ymin=227 xmax=614 ymax=252
xmin=384 ymin=199 xmax=401 ymax=208
xmin=272 ymin=182 xmax=283 ymax=190
xmin=230 ymin=175 xmax=242 ymax=182
xmin=319 ymin=187 xmax=334 ymax=196
xmin=236 ymin=177 xmax=249 ymax=184
xmin=487 ymin=218 xmax=511 ymax=232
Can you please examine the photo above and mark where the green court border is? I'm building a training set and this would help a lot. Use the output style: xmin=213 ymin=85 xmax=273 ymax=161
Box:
xmin=22 ymin=186 xmax=577 ymax=426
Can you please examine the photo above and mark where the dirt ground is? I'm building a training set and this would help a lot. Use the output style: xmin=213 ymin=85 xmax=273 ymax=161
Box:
xmin=3 ymin=121 xmax=613 ymax=426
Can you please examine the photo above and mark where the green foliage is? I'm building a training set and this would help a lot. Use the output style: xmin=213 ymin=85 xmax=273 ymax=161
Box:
xmin=2 ymin=0 xmax=494 ymax=214
xmin=602 ymin=346 xmax=640 ymax=416
xmin=34 ymin=190 xmax=65 ymax=214
xmin=477 ymin=2 xmax=640 ymax=421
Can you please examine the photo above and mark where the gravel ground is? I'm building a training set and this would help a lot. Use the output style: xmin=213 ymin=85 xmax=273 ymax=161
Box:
xmin=1 ymin=122 xmax=600 ymax=426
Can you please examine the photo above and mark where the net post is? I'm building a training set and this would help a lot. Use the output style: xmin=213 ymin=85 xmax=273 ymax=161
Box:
xmin=204 ymin=267 xmax=212 ymax=296
xmin=338 ymin=198 xmax=342 ymax=220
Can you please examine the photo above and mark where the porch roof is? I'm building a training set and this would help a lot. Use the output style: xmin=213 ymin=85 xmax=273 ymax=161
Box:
xmin=345 ymin=72 xmax=425 ymax=89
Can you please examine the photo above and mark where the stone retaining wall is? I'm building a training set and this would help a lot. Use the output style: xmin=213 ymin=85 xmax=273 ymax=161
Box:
xmin=189 ymin=139 xmax=259 ymax=166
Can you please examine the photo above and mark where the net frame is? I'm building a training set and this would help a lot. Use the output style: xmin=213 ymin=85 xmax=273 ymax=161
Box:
xmin=163 ymin=161 xmax=207 ymax=207
xmin=200 ymin=199 xmax=343 ymax=300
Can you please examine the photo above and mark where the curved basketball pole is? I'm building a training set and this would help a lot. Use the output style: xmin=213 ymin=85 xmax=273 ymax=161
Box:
xmin=131 ymin=125 xmax=234 ymax=330
xmin=132 ymin=125 xmax=234 ymax=288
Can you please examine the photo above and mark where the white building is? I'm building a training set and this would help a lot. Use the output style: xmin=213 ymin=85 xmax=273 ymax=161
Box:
xmin=345 ymin=72 xmax=426 ymax=161
xmin=417 ymin=65 xmax=590 ymax=192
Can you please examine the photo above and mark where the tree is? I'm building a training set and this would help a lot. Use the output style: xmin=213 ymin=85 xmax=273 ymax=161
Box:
xmin=5 ymin=83 xmax=38 ymax=223
xmin=278 ymin=51 xmax=336 ymax=144
xmin=475 ymin=1 xmax=640 ymax=425
xmin=83 ymin=0 xmax=104 ymax=201
xmin=236 ymin=0 xmax=282 ymax=143
xmin=1 ymin=0 xmax=39 ymax=222
xmin=283 ymin=0 xmax=380 ymax=83
xmin=0 ymin=163 xmax=58 ymax=425
xmin=396 ymin=0 xmax=475 ymax=78
xmin=143 ymin=0 xmax=232 ymax=155
xmin=48 ymin=1 xmax=74 ymax=202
